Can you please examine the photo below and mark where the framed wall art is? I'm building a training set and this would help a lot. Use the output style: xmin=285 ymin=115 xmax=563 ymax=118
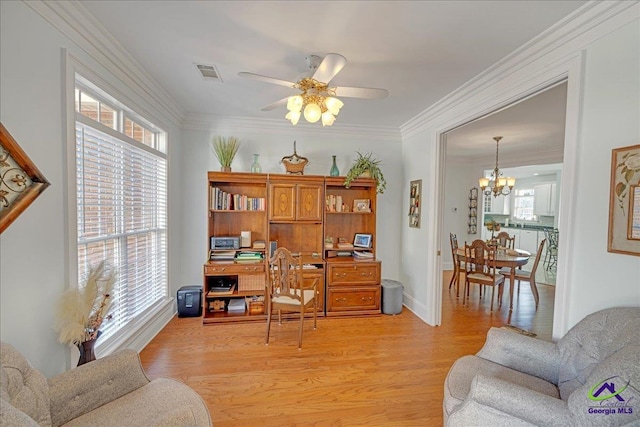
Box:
xmin=608 ymin=144 xmax=640 ymax=256
xmin=0 ymin=123 xmax=50 ymax=233
xmin=409 ymin=179 xmax=421 ymax=228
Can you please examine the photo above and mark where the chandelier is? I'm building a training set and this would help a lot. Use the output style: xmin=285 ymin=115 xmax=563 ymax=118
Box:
xmin=479 ymin=136 xmax=516 ymax=197
xmin=285 ymin=78 xmax=344 ymax=126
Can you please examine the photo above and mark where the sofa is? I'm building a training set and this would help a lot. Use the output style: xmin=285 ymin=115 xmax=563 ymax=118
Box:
xmin=444 ymin=307 xmax=640 ymax=426
xmin=1 ymin=342 xmax=212 ymax=426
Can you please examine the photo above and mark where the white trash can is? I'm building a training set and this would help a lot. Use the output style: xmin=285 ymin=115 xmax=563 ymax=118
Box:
xmin=381 ymin=279 xmax=404 ymax=315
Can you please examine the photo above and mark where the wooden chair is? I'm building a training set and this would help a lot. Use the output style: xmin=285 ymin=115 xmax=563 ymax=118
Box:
xmin=449 ymin=233 xmax=462 ymax=295
xmin=500 ymin=239 xmax=545 ymax=307
xmin=495 ymin=231 xmax=515 ymax=249
xmin=265 ymin=247 xmax=318 ymax=349
xmin=463 ymin=239 xmax=505 ymax=311
xmin=543 ymin=228 xmax=559 ymax=270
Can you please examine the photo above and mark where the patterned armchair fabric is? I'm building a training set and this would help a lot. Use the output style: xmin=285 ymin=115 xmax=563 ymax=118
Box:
xmin=444 ymin=307 xmax=640 ymax=426
xmin=1 ymin=342 xmax=212 ymax=427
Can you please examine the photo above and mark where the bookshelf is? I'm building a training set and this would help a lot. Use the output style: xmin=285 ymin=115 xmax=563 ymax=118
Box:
xmin=203 ymin=172 xmax=381 ymax=323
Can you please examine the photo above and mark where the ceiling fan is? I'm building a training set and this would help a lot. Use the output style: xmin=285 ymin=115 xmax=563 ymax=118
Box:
xmin=238 ymin=53 xmax=388 ymax=126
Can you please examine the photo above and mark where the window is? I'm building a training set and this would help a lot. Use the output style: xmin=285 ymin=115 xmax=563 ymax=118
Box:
xmin=513 ymin=188 xmax=535 ymax=220
xmin=75 ymin=77 xmax=167 ymax=343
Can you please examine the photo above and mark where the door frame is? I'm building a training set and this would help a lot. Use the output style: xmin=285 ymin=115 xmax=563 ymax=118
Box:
xmin=431 ymin=53 xmax=584 ymax=340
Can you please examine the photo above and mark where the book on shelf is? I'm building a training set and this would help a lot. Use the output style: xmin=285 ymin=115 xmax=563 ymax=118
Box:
xmin=252 ymin=240 xmax=266 ymax=249
xmin=235 ymin=251 xmax=263 ymax=262
xmin=353 ymin=250 xmax=374 ymax=259
xmin=209 ymin=250 xmax=236 ymax=261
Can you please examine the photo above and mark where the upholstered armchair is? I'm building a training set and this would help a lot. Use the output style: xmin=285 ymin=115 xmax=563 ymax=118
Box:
xmin=444 ymin=307 xmax=640 ymax=426
xmin=1 ymin=342 xmax=212 ymax=426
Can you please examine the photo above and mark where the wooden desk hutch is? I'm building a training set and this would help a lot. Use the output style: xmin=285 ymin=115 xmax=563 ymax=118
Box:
xmin=203 ymin=172 xmax=381 ymax=324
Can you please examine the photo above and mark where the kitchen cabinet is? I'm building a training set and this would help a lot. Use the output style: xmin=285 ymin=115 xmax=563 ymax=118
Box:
xmin=534 ymin=183 xmax=556 ymax=216
xmin=483 ymin=194 xmax=510 ymax=215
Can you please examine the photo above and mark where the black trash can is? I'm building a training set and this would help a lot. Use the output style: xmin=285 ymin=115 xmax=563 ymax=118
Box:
xmin=177 ymin=285 xmax=203 ymax=317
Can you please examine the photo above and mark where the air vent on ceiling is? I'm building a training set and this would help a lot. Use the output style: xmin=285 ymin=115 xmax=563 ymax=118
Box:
xmin=195 ymin=63 xmax=222 ymax=82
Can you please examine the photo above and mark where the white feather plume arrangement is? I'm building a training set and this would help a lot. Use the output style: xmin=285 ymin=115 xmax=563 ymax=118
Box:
xmin=55 ymin=261 xmax=116 ymax=345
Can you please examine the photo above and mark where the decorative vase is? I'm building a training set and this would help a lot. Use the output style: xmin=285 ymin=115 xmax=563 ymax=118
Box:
xmin=250 ymin=154 xmax=262 ymax=173
xmin=221 ymin=166 xmax=231 ymax=172
xmin=77 ymin=331 xmax=101 ymax=366
xmin=330 ymin=155 xmax=340 ymax=176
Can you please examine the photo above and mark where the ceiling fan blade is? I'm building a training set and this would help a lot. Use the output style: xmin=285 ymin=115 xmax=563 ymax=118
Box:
xmin=260 ymin=97 xmax=289 ymax=111
xmin=312 ymin=53 xmax=347 ymax=84
xmin=237 ymin=72 xmax=297 ymax=88
xmin=333 ymin=86 xmax=389 ymax=99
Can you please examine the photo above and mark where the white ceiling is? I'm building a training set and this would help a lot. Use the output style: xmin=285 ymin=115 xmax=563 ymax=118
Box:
xmin=445 ymin=81 xmax=568 ymax=162
xmin=80 ymin=0 xmax=586 ymax=130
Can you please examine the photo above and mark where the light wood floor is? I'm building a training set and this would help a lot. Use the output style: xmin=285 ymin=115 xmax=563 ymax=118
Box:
xmin=140 ymin=271 xmax=555 ymax=426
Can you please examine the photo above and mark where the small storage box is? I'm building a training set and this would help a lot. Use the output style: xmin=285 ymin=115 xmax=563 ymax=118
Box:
xmin=177 ymin=285 xmax=203 ymax=317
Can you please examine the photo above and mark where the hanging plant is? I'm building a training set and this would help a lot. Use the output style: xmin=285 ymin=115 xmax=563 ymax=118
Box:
xmin=344 ymin=151 xmax=387 ymax=194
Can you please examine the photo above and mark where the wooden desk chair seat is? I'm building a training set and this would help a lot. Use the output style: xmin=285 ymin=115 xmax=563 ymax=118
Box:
xmin=464 ymin=239 xmax=505 ymax=311
xmin=500 ymin=239 xmax=545 ymax=307
xmin=266 ymin=247 xmax=318 ymax=349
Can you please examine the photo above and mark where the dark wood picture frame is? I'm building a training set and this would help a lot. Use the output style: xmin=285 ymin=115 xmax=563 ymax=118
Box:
xmin=0 ymin=123 xmax=50 ymax=233
xmin=409 ymin=179 xmax=421 ymax=228
xmin=608 ymin=144 xmax=640 ymax=256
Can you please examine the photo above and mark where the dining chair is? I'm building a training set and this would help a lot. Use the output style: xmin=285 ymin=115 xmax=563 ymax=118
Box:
xmin=265 ymin=247 xmax=318 ymax=349
xmin=449 ymin=233 xmax=462 ymax=295
xmin=463 ymin=239 xmax=505 ymax=311
xmin=543 ymin=228 xmax=559 ymax=270
xmin=500 ymin=239 xmax=545 ymax=307
xmin=495 ymin=231 xmax=515 ymax=249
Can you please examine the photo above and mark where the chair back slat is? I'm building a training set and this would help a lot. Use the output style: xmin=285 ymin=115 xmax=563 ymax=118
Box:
xmin=268 ymin=247 xmax=303 ymax=302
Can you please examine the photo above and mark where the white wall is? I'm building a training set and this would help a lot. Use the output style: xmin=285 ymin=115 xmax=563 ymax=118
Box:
xmin=179 ymin=122 xmax=403 ymax=288
xmin=441 ymin=157 xmax=483 ymax=269
xmin=0 ymin=1 xmax=184 ymax=376
xmin=399 ymin=2 xmax=640 ymax=336
xmin=566 ymin=18 xmax=640 ymax=327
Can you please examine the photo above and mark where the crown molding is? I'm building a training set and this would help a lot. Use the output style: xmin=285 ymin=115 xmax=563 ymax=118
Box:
xmin=400 ymin=0 xmax=639 ymax=139
xmin=24 ymin=0 xmax=185 ymax=127
xmin=182 ymin=113 xmax=402 ymax=142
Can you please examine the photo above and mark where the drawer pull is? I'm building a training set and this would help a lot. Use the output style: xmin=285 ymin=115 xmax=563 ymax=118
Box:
xmin=361 ymin=296 xmax=373 ymax=301
xmin=335 ymin=298 xmax=347 ymax=302
xmin=215 ymin=268 xmax=226 ymax=272
xmin=361 ymin=272 xmax=372 ymax=277
xmin=244 ymin=267 xmax=258 ymax=271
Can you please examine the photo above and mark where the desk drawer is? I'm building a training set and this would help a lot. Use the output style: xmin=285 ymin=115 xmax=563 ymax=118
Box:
xmin=326 ymin=286 xmax=380 ymax=312
xmin=328 ymin=262 xmax=380 ymax=285
xmin=204 ymin=263 xmax=265 ymax=275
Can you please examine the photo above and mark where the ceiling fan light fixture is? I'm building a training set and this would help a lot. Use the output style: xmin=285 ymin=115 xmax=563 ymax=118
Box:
xmin=287 ymin=95 xmax=303 ymax=112
xmin=285 ymin=110 xmax=301 ymax=125
xmin=321 ymin=111 xmax=335 ymax=126
xmin=325 ymin=96 xmax=343 ymax=115
xmin=303 ymin=103 xmax=322 ymax=123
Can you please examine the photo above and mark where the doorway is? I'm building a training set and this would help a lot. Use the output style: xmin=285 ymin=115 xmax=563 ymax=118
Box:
xmin=440 ymin=81 xmax=567 ymax=336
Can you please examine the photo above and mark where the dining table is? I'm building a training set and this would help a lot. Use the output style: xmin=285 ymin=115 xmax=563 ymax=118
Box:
xmin=454 ymin=247 xmax=531 ymax=311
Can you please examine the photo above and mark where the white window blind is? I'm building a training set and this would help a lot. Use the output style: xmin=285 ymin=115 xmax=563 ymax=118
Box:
xmin=75 ymin=118 xmax=167 ymax=341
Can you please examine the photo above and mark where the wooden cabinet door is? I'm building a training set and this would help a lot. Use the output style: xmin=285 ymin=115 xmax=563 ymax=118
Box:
xmin=269 ymin=184 xmax=296 ymax=221
xmin=296 ymin=184 xmax=323 ymax=221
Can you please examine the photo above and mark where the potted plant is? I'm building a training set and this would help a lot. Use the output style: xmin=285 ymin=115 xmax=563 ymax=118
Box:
xmin=210 ymin=136 xmax=240 ymax=172
xmin=344 ymin=151 xmax=387 ymax=194
xmin=55 ymin=261 xmax=116 ymax=365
